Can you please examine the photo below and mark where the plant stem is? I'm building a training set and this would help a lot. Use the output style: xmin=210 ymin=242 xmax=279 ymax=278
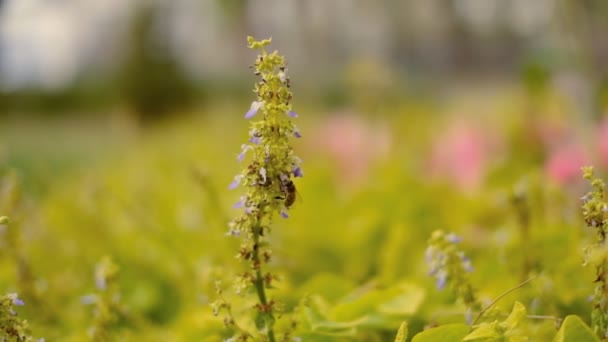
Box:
xmin=252 ymin=223 xmax=276 ymax=342
xmin=513 ymin=193 xmax=532 ymax=282
xmin=472 ymin=275 xmax=537 ymax=326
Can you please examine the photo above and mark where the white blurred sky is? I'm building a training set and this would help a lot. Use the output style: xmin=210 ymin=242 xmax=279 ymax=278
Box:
xmin=0 ymin=0 xmax=133 ymax=90
xmin=0 ymin=0 xmax=555 ymax=91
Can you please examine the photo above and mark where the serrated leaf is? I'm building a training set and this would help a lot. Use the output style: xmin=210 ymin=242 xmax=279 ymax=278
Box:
xmin=412 ymin=324 xmax=470 ymax=342
xmin=395 ymin=321 xmax=408 ymax=342
xmin=463 ymin=322 xmax=500 ymax=341
xmin=553 ymin=315 xmax=600 ymax=342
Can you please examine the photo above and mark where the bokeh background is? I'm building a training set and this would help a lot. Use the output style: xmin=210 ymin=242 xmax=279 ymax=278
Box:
xmin=1 ymin=0 xmax=608 ymax=340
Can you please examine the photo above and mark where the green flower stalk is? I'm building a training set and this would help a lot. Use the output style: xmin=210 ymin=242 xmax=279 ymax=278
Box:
xmin=581 ymin=166 xmax=608 ymax=339
xmin=221 ymin=36 xmax=302 ymax=342
xmin=426 ymin=230 xmax=480 ymax=324
xmin=83 ymin=256 xmax=122 ymax=342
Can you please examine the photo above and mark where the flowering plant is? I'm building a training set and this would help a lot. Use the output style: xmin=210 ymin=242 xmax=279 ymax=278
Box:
xmin=426 ymin=230 xmax=479 ymax=323
xmin=215 ymin=36 xmax=302 ymax=342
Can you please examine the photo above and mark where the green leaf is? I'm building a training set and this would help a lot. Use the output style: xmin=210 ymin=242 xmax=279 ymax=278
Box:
xmin=463 ymin=322 xmax=500 ymax=341
xmin=412 ymin=324 xmax=470 ymax=342
xmin=553 ymin=315 xmax=600 ymax=342
xmin=379 ymin=283 xmax=427 ymax=316
xmin=501 ymin=301 xmax=527 ymax=331
xmin=331 ymin=282 xmax=425 ymax=322
xmin=302 ymin=298 xmax=360 ymax=336
xmin=395 ymin=321 xmax=408 ymax=342
xmin=299 ymin=273 xmax=355 ymax=302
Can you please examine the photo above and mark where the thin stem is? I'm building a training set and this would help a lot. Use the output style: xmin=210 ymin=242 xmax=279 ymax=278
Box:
xmin=513 ymin=193 xmax=532 ymax=283
xmin=472 ymin=275 xmax=538 ymax=326
xmin=527 ymin=315 xmax=561 ymax=322
xmin=217 ymin=291 xmax=250 ymax=337
xmin=252 ymin=223 xmax=276 ymax=342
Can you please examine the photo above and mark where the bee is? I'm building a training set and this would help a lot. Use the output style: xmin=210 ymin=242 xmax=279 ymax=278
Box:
xmin=247 ymin=162 xmax=259 ymax=175
xmin=277 ymin=173 xmax=297 ymax=208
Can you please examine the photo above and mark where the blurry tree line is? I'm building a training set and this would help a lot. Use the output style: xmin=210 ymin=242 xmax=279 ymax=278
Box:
xmin=0 ymin=2 xmax=196 ymax=122
xmin=0 ymin=0 xmax=607 ymax=121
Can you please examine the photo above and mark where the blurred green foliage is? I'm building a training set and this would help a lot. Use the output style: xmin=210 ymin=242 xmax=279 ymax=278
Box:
xmin=0 ymin=82 xmax=605 ymax=340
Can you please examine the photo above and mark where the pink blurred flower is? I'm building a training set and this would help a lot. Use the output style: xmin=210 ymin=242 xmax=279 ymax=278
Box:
xmin=427 ymin=122 xmax=494 ymax=191
xmin=535 ymin=118 xmax=569 ymax=150
xmin=315 ymin=112 xmax=391 ymax=182
xmin=545 ymin=142 xmax=588 ymax=185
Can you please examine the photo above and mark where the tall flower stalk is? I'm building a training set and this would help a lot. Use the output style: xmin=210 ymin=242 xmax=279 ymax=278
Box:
xmin=581 ymin=166 xmax=608 ymax=339
xmin=220 ymin=36 xmax=302 ymax=342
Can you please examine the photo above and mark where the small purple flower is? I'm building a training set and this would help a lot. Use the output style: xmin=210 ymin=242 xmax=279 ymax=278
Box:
xmin=436 ymin=270 xmax=447 ymax=290
xmin=287 ymin=110 xmax=298 ymax=118
xmin=293 ymin=166 xmax=303 ymax=178
xmin=249 ymin=136 xmax=262 ymax=145
xmin=264 ymin=145 xmax=271 ymax=164
xmin=245 ymin=101 xmax=263 ymax=119
xmin=95 ymin=277 xmax=106 ymax=291
xmin=294 ymin=130 xmax=302 ymax=138
xmin=445 ymin=233 xmax=461 ymax=244
xmin=229 ymin=175 xmax=243 ymax=190
xmin=237 ymin=144 xmax=253 ymax=162
xmin=233 ymin=200 xmax=245 ymax=209
xmin=280 ymin=211 xmax=289 ymax=219
xmin=8 ymin=293 xmax=24 ymax=306
xmin=461 ymin=256 xmax=474 ymax=273
xmin=81 ymin=294 xmax=97 ymax=305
